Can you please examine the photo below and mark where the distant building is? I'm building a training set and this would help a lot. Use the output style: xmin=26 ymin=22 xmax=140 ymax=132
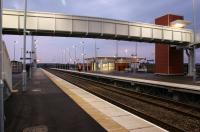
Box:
xmin=85 ymin=57 xmax=144 ymax=72
xmin=11 ymin=61 xmax=23 ymax=74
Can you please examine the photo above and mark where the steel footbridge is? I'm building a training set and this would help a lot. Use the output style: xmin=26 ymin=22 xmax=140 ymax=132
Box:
xmin=2 ymin=9 xmax=196 ymax=46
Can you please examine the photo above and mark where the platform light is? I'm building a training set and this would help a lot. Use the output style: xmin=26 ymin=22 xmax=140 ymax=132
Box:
xmin=124 ymin=49 xmax=128 ymax=57
xmin=170 ymin=20 xmax=190 ymax=28
xmin=133 ymin=55 xmax=137 ymax=59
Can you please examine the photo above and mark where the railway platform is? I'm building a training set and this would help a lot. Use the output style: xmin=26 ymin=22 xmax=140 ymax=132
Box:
xmin=5 ymin=68 xmax=165 ymax=132
xmin=5 ymin=69 xmax=106 ymax=132
xmin=108 ymin=71 xmax=200 ymax=86
xmin=43 ymin=69 xmax=165 ymax=132
xmin=54 ymin=69 xmax=200 ymax=94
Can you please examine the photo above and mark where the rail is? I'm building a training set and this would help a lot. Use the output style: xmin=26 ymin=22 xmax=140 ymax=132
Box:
xmin=48 ymin=69 xmax=200 ymax=131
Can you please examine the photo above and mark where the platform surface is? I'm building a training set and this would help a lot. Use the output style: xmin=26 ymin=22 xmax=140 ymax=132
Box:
xmin=5 ymin=69 xmax=106 ymax=132
xmin=44 ymin=69 xmax=166 ymax=132
xmin=108 ymin=71 xmax=200 ymax=86
xmin=55 ymin=69 xmax=200 ymax=93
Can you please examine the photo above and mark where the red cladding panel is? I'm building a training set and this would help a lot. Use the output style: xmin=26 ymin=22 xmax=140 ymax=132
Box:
xmin=155 ymin=14 xmax=184 ymax=74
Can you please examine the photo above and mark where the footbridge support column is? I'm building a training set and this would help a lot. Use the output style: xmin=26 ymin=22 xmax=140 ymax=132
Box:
xmin=155 ymin=14 xmax=184 ymax=75
xmin=186 ymin=48 xmax=195 ymax=76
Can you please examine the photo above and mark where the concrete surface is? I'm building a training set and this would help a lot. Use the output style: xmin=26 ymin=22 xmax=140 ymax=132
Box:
xmin=5 ymin=69 xmax=106 ymax=132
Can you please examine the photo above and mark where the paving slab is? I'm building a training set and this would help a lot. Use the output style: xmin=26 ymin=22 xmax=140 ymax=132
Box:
xmin=5 ymin=69 xmax=106 ymax=132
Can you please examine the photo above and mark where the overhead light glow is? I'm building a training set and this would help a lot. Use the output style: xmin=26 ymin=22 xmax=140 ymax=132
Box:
xmin=170 ymin=20 xmax=190 ymax=28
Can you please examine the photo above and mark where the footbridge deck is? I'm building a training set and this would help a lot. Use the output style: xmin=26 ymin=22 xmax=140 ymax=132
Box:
xmin=3 ymin=9 xmax=193 ymax=45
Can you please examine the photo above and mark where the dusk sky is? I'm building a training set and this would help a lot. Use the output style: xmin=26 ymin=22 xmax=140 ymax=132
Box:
xmin=2 ymin=0 xmax=200 ymax=63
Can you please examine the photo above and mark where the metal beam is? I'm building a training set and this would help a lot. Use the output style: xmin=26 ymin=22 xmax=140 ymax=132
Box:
xmin=189 ymin=41 xmax=200 ymax=48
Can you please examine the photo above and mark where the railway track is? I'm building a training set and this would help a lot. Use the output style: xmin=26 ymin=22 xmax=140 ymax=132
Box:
xmin=47 ymin=69 xmax=200 ymax=132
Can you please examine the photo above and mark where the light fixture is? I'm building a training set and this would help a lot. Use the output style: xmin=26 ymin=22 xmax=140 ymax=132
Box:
xmin=170 ymin=20 xmax=190 ymax=28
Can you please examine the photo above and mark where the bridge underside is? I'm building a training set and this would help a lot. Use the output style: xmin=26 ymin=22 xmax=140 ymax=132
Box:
xmin=3 ymin=9 xmax=193 ymax=46
xmin=3 ymin=29 xmax=189 ymax=45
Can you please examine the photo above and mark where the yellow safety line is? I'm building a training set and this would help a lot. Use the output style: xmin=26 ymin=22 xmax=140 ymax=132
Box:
xmin=42 ymin=69 xmax=128 ymax=132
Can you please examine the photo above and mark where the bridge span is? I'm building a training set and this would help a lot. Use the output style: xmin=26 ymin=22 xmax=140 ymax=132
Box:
xmin=3 ymin=9 xmax=193 ymax=45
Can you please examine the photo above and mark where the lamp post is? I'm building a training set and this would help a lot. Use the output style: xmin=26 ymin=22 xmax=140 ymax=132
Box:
xmin=68 ymin=48 xmax=71 ymax=70
xmin=56 ymin=50 xmax=59 ymax=69
xmin=114 ymin=40 xmax=119 ymax=71
xmin=65 ymin=49 xmax=67 ymax=70
xmin=58 ymin=49 xmax=61 ymax=69
xmin=80 ymin=41 xmax=85 ymax=71
xmin=73 ymin=45 xmax=77 ymax=70
xmin=26 ymin=50 xmax=32 ymax=79
xmin=115 ymin=40 xmax=119 ymax=58
xmin=94 ymin=40 xmax=100 ymax=71
xmin=28 ymin=36 xmax=35 ymax=79
xmin=135 ymin=42 xmax=138 ymax=57
xmin=13 ymin=41 xmax=17 ymax=61
xmin=192 ymin=0 xmax=197 ymax=82
xmin=125 ymin=49 xmax=128 ymax=57
xmin=60 ymin=49 xmax=63 ymax=69
xmin=59 ymin=49 xmax=61 ymax=69
xmin=0 ymin=0 xmax=4 ymax=131
xmin=21 ymin=48 xmax=23 ymax=62
xmin=32 ymin=39 xmax=37 ymax=69
xmin=87 ymin=59 xmax=89 ymax=71
xmin=58 ymin=49 xmax=60 ymax=69
xmin=63 ymin=49 xmax=66 ymax=69
xmin=22 ymin=0 xmax=28 ymax=92
xmin=61 ymin=50 xmax=63 ymax=69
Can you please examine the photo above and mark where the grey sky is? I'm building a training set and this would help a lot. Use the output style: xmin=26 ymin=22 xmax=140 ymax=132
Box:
xmin=3 ymin=0 xmax=200 ymax=63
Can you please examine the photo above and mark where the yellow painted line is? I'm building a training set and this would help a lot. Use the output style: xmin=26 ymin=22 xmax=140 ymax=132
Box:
xmin=42 ymin=69 xmax=128 ymax=132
